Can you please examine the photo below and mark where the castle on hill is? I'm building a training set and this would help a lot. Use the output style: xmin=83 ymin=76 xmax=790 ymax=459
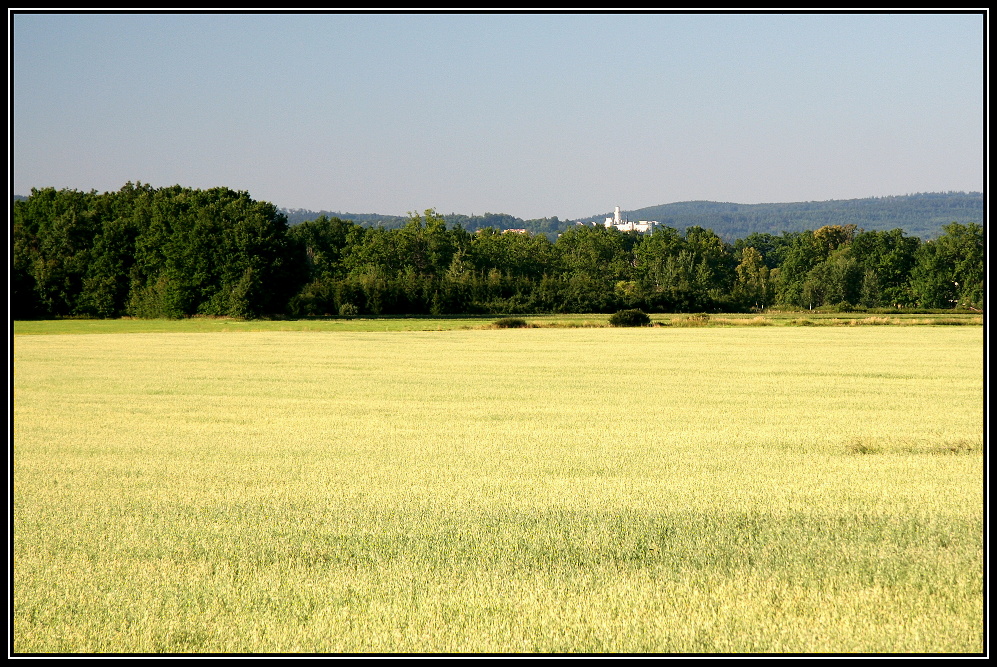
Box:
xmin=581 ymin=206 xmax=659 ymax=233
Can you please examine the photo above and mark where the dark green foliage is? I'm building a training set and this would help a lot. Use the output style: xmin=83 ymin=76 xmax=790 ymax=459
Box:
xmin=13 ymin=186 xmax=984 ymax=319
xmin=13 ymin=187 xmax=100 ymax=318
xmin=909 ymin=223 xmax=984 ymax=310
xmin=609 ymin=309 xmax=652 ymax=327
xmin=850 ymin=228 xmax=920 ymax=307
xmin=493 ymin=317 xmax=529 ymax=328
xmin=13 ymin=183 xmax=300 ymax=319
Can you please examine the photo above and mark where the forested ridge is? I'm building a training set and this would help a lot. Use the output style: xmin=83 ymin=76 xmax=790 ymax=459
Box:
xmin=581 ymin=192 xmax=984 ymax=241
xmin=13 ymin=183 xmax=984 ymax=319
xmin=283 ymin=191 xmax=983 ymax=241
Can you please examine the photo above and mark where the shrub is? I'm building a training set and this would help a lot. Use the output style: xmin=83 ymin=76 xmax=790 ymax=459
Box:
xmin=674 ymin=313 xmax=711 ymax=326
xmin=609 ymin=309 xmax=651 ymax=327
xmin=493 ymin=317 xmax=529 ymax=328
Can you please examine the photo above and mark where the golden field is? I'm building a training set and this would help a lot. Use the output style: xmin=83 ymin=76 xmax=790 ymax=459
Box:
xmin=12 ymin=323 xmax=984 ymax=653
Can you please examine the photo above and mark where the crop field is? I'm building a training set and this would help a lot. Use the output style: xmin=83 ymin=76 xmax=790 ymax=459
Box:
xmin=12 ymin=322 xmax=984 ymax=653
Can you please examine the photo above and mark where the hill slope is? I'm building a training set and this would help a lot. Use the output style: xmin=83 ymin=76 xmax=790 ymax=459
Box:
xmin=283 ymin=192 xmax=982 ymax=240
xmin=578 ymin=192 xmax=983 ymax=240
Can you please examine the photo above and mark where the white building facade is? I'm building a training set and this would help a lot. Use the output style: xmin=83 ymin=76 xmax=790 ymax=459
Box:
xmin=603 ymin=206 xmax=657 ymax=233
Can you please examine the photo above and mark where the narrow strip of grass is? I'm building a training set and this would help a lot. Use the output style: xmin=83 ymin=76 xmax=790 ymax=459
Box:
xmin=13 ymin=312 xmax=983 ymax=336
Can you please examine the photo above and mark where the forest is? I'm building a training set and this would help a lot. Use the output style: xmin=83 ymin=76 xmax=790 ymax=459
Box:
xmin=12 ymin=183 xmax=985 ymax=320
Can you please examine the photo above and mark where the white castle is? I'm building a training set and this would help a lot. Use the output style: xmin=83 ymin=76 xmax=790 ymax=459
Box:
xmin=597 ymin=207 xmax=658 ymax=233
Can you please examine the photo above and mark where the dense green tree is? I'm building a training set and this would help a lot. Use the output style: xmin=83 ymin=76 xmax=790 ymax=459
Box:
xmin=396 ymin=209 xmax=464 ymax=278
xmin=859 ymin=268 xmax=882 ymax=308
xmin=13 ymin=187 xmax=100 ymax=317
xmin=733 ymin=232 xmax=792 ymax=269
xmin=555 ymin=225 xmax=633 ymax=281
xmin=14 ymin=185 xmax=300 ymax=319
xmin=909 ymin=242 xmax=954 ymax=309
xmin=682 ymin=226 xmax=736 ymax=309
xmin=909 ymin=222 xmax=984 ymax=309
xmin=733 ymin=246 xmax=773 ymax=310
xmin=801 ymin=247 xmax=863 ymax=309
xmin=289 ymin=215 xmax=363 ymax=282
xmin=285 ymin=215 xmax=364 ymax=317
xmin=850 ymin=229 xmax=920 ymax=307
xmin=468 ymin=228 xmax=556 ymax=278
xmin=548 ymin=225 xmax=634 ymax=312
xmin=76 ymin=213 xmax=140 ymax=317
xmin=651 ymin=250 xmax=700 ymax=312
xmin=775 ymin=231 xmax=832 ymax=308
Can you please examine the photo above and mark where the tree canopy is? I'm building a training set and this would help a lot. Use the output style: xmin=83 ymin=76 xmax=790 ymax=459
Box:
xmin=12 ymin=185 xmax=985 ymax=319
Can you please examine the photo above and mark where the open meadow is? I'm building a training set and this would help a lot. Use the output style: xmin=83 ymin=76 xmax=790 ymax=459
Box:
xmin=12 ymin=320 xmax=984 ymax=653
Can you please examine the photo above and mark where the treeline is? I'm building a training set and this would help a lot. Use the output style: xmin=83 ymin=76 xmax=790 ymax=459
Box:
xmin=282 ymin=208 xmax=567 ymax=239
xmin=12 ymin=184 xmax=984 ymax=319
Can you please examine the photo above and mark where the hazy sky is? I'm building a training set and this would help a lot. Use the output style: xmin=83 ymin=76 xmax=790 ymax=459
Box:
xmin=11 ymin=11 xmax=985 ymax=220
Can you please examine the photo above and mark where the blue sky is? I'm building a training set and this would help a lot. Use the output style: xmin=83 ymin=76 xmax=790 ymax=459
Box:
xmin=11 ymin=12 xmax=985 ymax=220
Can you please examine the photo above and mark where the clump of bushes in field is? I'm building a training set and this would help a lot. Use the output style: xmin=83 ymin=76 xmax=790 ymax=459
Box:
xmin=493 ymin=317 xmax=531 ymax=328
xmin=609 ymin=309 xmax=652 ymax=327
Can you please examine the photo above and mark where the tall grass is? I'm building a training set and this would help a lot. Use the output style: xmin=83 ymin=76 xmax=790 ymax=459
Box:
xmin=13 ymin=327 xmax=984 ymax=653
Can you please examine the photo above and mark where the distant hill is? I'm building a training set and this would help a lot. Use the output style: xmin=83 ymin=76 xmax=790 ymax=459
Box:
xmin=281 ymin=208 xmax=568 ymax=238
xmin=281 ymin=208 xmax=409 ymax=228
xmin=576 ymin=192 xmax=983 ymax=240
xmin=283 ymin=192 xmax=982 ymax=240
